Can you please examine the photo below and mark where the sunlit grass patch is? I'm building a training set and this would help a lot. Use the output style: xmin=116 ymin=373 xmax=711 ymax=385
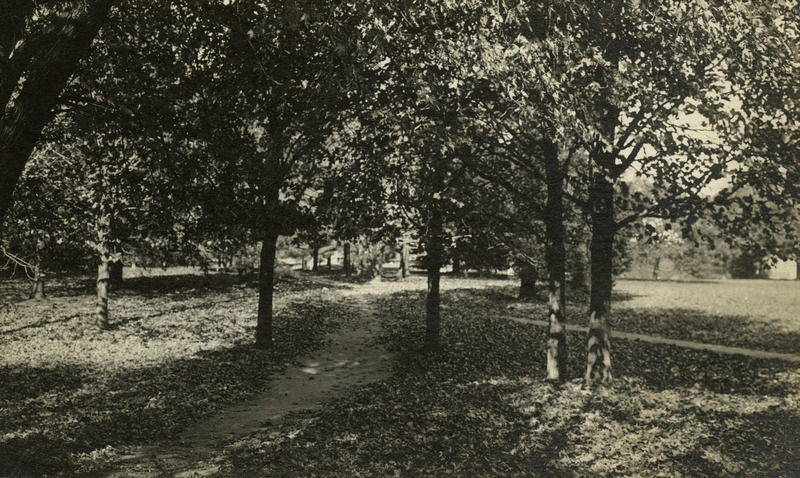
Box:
xmin=491 ymin=278 xmax=800 ymax=354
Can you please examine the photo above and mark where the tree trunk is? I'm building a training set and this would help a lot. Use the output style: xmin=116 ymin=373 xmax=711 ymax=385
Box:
xmin=400 ymin=242 xmax=410 ymax=278
xmin=425 ymin=218 xmax=443 ymax=352
xmin=0 ymin=1 xmax=115 ymax=226
xmin=452 ymin=255 xmax=461 ymax=275
xmin=570 ymin=242 xmax=591 ymax=291
xmin=30 ymin=266 xmax=46 ymax=301
xmin=543 ymin=141 xmax=568 ymax=382
xmin=255 ymin=234 xmax=279 ymax=350
xmin=518 ymin=263 xmax=538 ymax=300
xmin=96 ymin=256 xmax=110 ymax=329
xmin=327 ymin=254 xmax=332 ymax=270
xmin=312 ymin=246 xmax=319 ymax=271
xmin=343 ymin=242 xmax=351 ymax=275
xmin=109 ymin=259 xmax=123 ymax=287
xmin=425 ymin=204 xmax=444 ymax=353
xmin=585 ymin=170 xmax=615 ymax=384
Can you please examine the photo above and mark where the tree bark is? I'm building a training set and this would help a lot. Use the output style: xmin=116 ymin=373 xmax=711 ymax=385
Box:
xmin=425 ymin=203 xmax=444 ymax=353
xmin=543 ymin=141 xmax=568 ymax=382
xmin=30 ymin=266 xmax=45 ymax=301
xmin=585 ymin=170 xmax=615 ymax=384
xmin=0 ymin=1 xmax=116 ymax=226
xmin=570 ymin=243 xmax=591 ymax=291
xmin=96 ymin=256 xmax=110 ymax=329
xmin=255 ymin=233 xmax=278 ymax=350
xmin=110 ymin=259 xmax=123 ymax=287
xmin=452 ymin=255 xmax=461 ymax=275
xmin=400 ymin=241 xmax=410 ymax=278
xmin=312 ymin=246 xmax=319 ymax=271
xmin=343 ymin=242 xmax=351 ymax=275
xmin=518 ymin=262 xmax=538 ymax=300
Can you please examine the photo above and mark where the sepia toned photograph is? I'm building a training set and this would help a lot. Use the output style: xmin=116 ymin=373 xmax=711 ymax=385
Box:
xmin=1 ymin=0 xmax=798 ymax=476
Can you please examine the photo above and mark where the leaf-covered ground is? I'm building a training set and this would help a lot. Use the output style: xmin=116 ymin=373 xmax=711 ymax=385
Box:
xmin=0 ymin=271 xmax=358 ymax=476
xmin=215 ymin=281 xmax=800 ymax=477
xmin=3 ymin=275 xmax=799 ymax=476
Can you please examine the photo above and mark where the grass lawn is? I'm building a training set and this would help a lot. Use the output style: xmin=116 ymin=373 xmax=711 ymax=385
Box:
xmin=493 ymin=278 xmax=800 ymax=355
xmin=1 ymin=274 xmax=798 ymax=476
xmin=611 ymin=279 xmax=800 ymax=354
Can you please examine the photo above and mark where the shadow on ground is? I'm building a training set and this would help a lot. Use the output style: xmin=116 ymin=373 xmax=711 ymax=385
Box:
xmin=0 ymin=287 xmax=356 ymax=477
xmin=612 ymin=306 xmax=800 ymax=355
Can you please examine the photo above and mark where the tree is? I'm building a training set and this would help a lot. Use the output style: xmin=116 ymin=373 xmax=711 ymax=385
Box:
xmin=708 ymin=0 xmax=800 ymax=275
xmin=0 ymin=1 xmax=116 ymax=230
xmin=565 ymin=0 xmax=798 ymax=383
xmin=344 ymin=2 xmax=479 ymax=353
xmin=3 ymin=1 xmax=217 ymax=327
xmin=182 ymin=0 xmax=358 ymax=350
xmin=437 ymin=0 xmax=797 ymax=384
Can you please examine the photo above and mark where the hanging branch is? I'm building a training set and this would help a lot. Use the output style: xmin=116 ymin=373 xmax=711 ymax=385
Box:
xmin=0 ymin=245 xmax=38 ymax=280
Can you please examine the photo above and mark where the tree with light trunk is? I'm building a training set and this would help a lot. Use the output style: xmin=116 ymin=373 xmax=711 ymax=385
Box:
xmin=433 ymin=0 xmax=797 ymax=384
xmin=6 ymin=132 xmax=155 ymax=327
xmin=2 ymin=1 xmax=220 ymax=327
xmin=569 ymin=0 xmax=798 ymax=384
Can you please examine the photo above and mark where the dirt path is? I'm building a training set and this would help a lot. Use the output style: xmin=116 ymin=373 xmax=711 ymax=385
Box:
xmin=101 ymin=277 xmax=508 ymax=477
xmin=106 ymin=292 xmax=394 ymax=477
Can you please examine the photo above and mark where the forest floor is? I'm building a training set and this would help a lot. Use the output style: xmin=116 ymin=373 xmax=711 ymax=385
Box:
xmin=104 ymin=290 xmax=394 ymax=477
xmin=1 ymin=271 xmax=799 ymax=476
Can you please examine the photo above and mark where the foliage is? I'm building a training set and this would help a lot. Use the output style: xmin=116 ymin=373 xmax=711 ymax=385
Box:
xmin=624 ymin=218 xmax=734 ymax=280
xmin=0 ymin=0 xmax=115 ymax=226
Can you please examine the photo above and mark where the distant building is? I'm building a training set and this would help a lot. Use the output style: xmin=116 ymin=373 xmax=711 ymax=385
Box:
xmin=765 ymin=260 xmax=798 ymax=280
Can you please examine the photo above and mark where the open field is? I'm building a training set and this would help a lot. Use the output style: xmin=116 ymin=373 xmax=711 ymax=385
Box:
xmin=1 ymin=273 xmax=798 ymax=476
xmin=612 ymin=279 xmax=800 ymax=354
xmin=615 ymin=279 xmax=800 ymax=327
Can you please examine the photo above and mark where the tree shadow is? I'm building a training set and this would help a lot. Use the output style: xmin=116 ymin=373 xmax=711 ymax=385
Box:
xmin=115 ymin=272 xmax=249 ymax=297
xmin=0 ymin=433 xmax=76 ymax=477
xmin=612 ymin=306 xmax=800 ymax=355
xmin=621 ymin=278 xmax=726 ymax=284
xmin=0 ymin=291 xmax=355 ymax=476
xmin=0 ymin=342 xmax=293 ymax=476
xmin=0 ymin=312 xmax=83 ymax=335
xmin=0 ymin=364 xmax=90 ymax=476
xmin=708 ymin=409 xmax=800 ymax=475
xmin=669 ymin=407 xmax=800 ymax=476
xmin=609 ymin=337 xmax=797 ymax=397
xmin=0 ymin=364 xmax=87 ymax=402
xmin=445 ymin=283 xmax=638 ymax=309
